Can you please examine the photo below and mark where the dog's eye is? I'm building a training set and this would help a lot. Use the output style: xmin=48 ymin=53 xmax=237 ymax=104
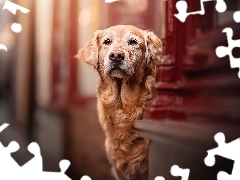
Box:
xmin=128 ymin=39 xmax=138 ymax=45
xmin=103 ymin=38 xmax=112 ymax=45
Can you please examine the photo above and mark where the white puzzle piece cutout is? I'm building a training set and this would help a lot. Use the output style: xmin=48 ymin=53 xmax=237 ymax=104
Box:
xmin=204 ymin=132 xmax=240 ymax=180
xmin=154 ymin=165 xmax=190 ymax=180
xmin=2 ymin=0 xmax=30 ymax=15
xmin=215 ymin=5 xmax=240 ymax=79
xmin=0 ymin=123 xmax=9 ymax=133
xmin=0 ymin=141 xmax=20 ymax=173
xmin=174 ymin=0 xmax=227 ymax=22
xmin=0 ymin=44 xmax=8 ymax=51
xmin=216 ymin=28 xmax=240 ymax=78
xmin=233 ymin=11 xmax=240 ymax=23
xmin=154 ymin=176 xmax=166 ymax=180
xmin=37 ymin=160 xmax=72 ymax=180
xmin=80 ymin=175 xmax=92 ymax=180
xmin=171 ymin=165 xmax=190 ymax=180
xmin=11 ymin=23 xmax=22 ymax=33
xmin=0 ymin=123 xmax=92 ymax=180
xmin=1 ymin=0 xmax=30 ymax=48
xmin=21 ymin=142 xmax=43 ymax=173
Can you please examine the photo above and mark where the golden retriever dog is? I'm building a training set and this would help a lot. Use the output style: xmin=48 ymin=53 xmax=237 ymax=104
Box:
xmin=78 ymin=25 xmax=162 ymax=180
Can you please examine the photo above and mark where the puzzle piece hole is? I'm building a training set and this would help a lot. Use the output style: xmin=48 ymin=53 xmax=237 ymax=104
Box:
xmin=206 ymin=155 xmax=234 ymax=178
xmin=11 ymin=146 xmax=34 ymax=166
xmin=232 ymin=47 xmax=240 ymax=59
xmin=0 ymin=131 xmax=35 ymax=166
xmin=225 ymin=0 xmax=238 ymax=11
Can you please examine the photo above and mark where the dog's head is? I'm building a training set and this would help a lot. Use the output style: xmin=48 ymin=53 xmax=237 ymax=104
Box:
xmin=78 ymin=25 xmax=162 ymax=82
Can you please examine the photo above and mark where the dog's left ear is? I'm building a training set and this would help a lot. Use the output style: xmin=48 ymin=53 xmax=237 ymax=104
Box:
xmin=141 ymin=31 xmax=162 ymax=100
xmin=78 ymin=31 xmax=101 ymax=68
xmin=145 ymin=31 xmax=162 ymax=65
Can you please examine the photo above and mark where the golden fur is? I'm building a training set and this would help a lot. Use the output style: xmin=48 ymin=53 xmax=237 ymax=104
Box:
xmin=78 ymin=25 xmax=162 ymax=180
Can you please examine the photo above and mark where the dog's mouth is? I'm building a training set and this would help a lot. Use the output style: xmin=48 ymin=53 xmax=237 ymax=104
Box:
xmin=109 ymin=67 xmax=126 ymax=79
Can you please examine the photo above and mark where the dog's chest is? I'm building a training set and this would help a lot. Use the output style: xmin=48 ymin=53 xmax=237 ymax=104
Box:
xmin=106 ymin=131 xmax=149 ymax=180
xmin=105 ymin=105 xmax=144 ymax=128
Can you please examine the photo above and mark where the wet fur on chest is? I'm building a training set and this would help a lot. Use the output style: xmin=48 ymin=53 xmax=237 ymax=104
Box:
xmin=97 ymin=78 xmax=150 ymax=179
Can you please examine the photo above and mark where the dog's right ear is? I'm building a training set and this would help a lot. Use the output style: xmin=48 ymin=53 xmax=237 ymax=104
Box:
xmin=78 ymin=31 xmax=101 ymax=68
xmin=145 ymin=30 xmax=162 ymax=65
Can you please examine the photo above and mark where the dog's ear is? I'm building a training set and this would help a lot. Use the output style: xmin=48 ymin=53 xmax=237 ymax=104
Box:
xmin=145 ymin=31 xmax=162 ymax=66
xmin=78 ymin=31 xmax=101 ymax=68
xmin=140 ymin=31 xmax=162 ymax=100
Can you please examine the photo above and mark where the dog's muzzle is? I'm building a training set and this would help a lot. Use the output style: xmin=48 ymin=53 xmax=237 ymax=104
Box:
xmin=108 ymin=50 xmax=126 ymax=78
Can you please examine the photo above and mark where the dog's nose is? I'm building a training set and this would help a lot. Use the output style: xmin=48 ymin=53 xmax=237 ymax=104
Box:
xmin=109 ymin=50 xmax=125 ymax=62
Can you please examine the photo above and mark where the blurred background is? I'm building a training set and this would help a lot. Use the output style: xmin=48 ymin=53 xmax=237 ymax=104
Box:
xmin=0 ymin=0 xmax=164 ymax=179
xmin=1 ymin=0 xmax=240 ymax=179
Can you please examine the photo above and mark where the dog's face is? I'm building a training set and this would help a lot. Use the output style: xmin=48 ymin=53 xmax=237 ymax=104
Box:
xmin=78 ymin=25 xmax=162 ymax=82
xmin=100 ymin=26 xmax=148 ymax=79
